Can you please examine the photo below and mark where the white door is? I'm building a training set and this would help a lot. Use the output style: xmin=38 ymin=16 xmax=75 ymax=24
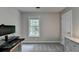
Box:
xmin=61 ymin=10 xmax=72 ymax=45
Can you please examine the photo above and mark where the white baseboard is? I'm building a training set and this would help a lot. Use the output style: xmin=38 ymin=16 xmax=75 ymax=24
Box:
xmin=22 ymin=41 xmax=61 ymax=44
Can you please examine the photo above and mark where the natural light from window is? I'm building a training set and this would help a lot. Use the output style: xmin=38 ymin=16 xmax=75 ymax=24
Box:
xmin=29 ymin=17 xmax=40 ymax=37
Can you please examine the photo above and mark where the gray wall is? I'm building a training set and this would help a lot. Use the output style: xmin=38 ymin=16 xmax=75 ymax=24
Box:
xmin=21 ymin=12 xmax=60 ymax=42
xmin=72 ymin=7 xmax=79 ymax=38
xmin=0 ymin=7 xmax=21 ymax=40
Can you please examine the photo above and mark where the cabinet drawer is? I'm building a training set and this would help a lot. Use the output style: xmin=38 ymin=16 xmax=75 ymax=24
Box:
xmin=71 ymin=41 xmax=79 ymax=52
xmin=65 ymin=38 xmax=79 ymax=52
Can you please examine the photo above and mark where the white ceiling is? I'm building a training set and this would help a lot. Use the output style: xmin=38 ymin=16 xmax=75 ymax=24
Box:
xmin=16 ymin=7 xmax=66 ymax=12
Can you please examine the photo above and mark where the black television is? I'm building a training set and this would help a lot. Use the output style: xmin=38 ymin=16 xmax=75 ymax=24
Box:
xmin=0 ymin=24 xmax=15 ymax=41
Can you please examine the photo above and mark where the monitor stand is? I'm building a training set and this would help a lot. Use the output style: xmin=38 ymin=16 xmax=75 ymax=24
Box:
xmin=5 ymin=35 xmax=8 ymax=42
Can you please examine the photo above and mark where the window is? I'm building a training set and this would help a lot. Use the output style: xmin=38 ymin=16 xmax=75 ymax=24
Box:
xmin=29 ymin=17 xmax=40 ymax=37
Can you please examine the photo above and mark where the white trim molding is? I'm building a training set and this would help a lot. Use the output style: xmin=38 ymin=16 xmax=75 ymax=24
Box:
xmin=22 ymin=41 xmax=60 ymax=44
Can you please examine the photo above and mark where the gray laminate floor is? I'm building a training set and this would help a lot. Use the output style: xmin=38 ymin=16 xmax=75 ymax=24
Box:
xmin=22 ymin=43 xmax=64 ymax=52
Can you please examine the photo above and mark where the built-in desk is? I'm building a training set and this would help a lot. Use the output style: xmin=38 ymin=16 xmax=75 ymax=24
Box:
xmin=0 ymin=38 xmax=24 ymax=52
xmin=65 ymin=36 xmax=79 ymax=52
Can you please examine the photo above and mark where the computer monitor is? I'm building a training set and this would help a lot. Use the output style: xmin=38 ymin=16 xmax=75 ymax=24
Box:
xmin=0 ymin=24 xmax=15 ymax=41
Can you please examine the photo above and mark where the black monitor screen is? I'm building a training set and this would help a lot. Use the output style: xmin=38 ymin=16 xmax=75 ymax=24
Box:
xmin=0 ymin=24 xmax=15 ymax=36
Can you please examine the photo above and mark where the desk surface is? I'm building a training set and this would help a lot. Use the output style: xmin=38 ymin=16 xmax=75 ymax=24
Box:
xmin=65 ymin=36 xmax=79 ymax=44
xmin=0 ymin=38 xmax=24 ymax=52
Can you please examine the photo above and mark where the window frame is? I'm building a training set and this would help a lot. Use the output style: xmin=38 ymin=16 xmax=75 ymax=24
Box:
xmin=28 ymin=16 xmax=40 ymax=37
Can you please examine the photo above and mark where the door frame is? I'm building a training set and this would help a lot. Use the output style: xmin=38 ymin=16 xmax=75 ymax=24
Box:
xmin=61 ymin=10 xmax=72 ymax=45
